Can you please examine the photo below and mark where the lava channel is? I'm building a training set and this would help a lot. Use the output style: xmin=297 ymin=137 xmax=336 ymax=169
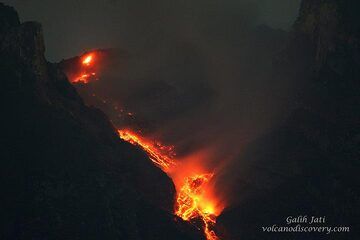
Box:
xmin=117 ymin=129 xmax=222 ymax=240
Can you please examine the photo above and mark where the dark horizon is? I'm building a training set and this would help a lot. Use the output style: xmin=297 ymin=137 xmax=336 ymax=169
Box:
xmin=4 ymin=0 xmax=300 ymax=61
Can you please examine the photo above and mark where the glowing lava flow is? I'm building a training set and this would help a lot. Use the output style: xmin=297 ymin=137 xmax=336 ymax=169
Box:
xmin=118 ymin=129 xmax=176 ymax=171
xmin=72 ymin=53 xmax=97 ymax=83
xmin=66 ymin=51 xmax=222 ymax=240
xmin=176 ymin=173 xmax=219 ymax=240
xmin=117 ymin=129 xmax=221 ymax=240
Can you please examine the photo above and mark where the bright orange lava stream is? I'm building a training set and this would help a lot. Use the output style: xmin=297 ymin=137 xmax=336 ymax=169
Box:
xmin=118 ymin=129 xmax=176 ymax=170
xmin=175 ymin=174 xmax=219 ymax=240
xmin=117 ymin=129 xmax=221 ymax=240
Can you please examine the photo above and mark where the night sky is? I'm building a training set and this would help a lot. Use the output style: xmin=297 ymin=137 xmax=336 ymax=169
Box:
xmin=3 ymin=0 xmax=300 ymax=61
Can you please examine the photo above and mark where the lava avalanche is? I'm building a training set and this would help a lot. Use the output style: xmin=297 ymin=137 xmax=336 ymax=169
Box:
xmin=175 ymin=173 xmax=219 ymax=240
xmin=118 ymin=129 xmax=222 ymax=240
xmin=63 ymin=50 xmax=224 ymax=240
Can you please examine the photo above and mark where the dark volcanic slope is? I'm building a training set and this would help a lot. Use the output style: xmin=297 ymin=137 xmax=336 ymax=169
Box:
xmin=0 ymin=3 xmax=204 ymax=240
xmin=217 ymin=0 xmax=359 ymax=239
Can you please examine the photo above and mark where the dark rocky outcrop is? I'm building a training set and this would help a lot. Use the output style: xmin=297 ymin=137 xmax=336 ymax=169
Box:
xmin=0 ymin=3 xmax=204 ymax=240
xmin=217 ymin=1 xmax=359 ymax=239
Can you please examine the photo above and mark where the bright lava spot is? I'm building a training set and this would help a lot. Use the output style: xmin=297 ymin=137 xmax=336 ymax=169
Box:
xmin=71 ymin=53 xmax=98 ymax=83
xmin=82 ymin=54 xmax=93 ymax=66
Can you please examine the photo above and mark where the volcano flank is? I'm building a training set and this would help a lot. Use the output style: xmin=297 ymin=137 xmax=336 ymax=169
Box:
xmin=1 ymin=1 xmax=359 ymax=240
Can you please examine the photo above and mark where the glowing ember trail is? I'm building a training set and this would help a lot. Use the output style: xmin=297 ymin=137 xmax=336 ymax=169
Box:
xmin=118 ymin=129 xmax=176 ymax=171
xmin=117 ymin=129 xmax=221 ymax=240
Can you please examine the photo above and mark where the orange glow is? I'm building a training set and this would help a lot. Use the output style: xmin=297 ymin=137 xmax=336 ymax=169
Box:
xmin=67 ymin=50 xmax=224 ymax=240
xmin=69 ymin=53 xmax=98 ymax=83
xmin=175 ymin=173 xmax=220 ymax=240
xmin=72 ymin=73 xmax=91 ymax=84
xmin=82 ymin=54 xmax=93 ymax=66
xmin=117 ymin=129 xmax=223 ymax=240
xmin=118 ymin=129 xmax=176 ymax=170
